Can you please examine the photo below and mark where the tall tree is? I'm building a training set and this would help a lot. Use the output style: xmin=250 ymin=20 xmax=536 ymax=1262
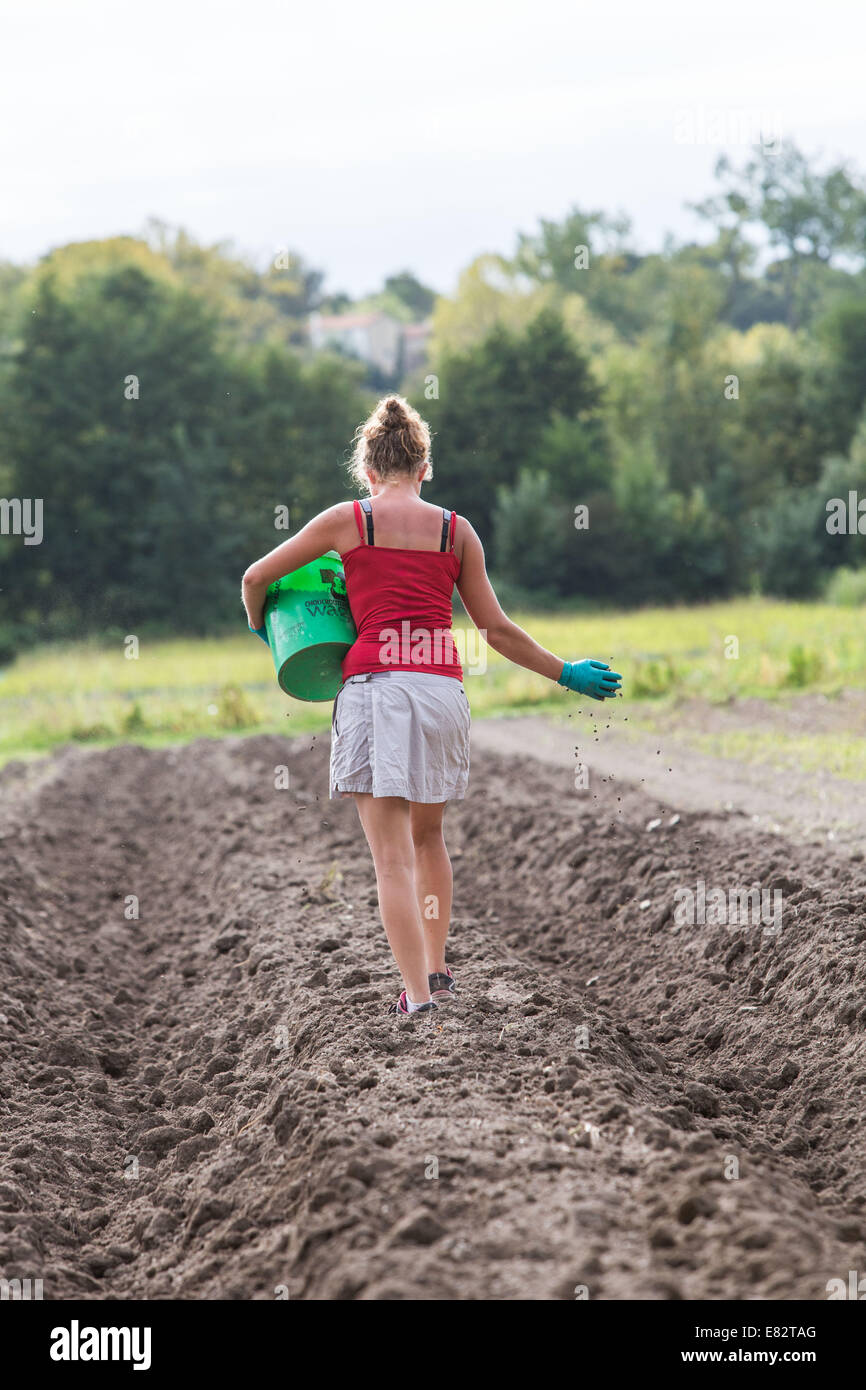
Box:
xmin=425 ymin=308 xmax=604 ymax=551
xmin=691 ymin=143 xmax=866 ymax=326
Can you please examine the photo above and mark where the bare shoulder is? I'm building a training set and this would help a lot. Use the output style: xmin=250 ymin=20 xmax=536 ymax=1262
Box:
xmin=449 ymin=512 xmax=481 ymax=573
xmin=313 ymin=499 xmax=360 ymax=529
xmin=320 ymin=500 xmax=356 ymax=520
xmin=454 ymin=513 xmax=479 ymax=540
xmin=455 ymin=513 xmax=482 ymax=550
xmin=324 ymin=499 xmax=362 ymax=553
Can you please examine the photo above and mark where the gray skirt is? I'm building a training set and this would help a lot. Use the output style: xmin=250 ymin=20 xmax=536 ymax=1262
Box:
xmin=329 ymin=670 xmax=471 ymax=803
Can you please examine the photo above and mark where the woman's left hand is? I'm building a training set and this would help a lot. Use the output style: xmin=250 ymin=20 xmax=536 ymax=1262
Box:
xmin=558 ymin=658 xmax=622 ymax=700
xmin=248 ymin=621 xmax=269 ymax=646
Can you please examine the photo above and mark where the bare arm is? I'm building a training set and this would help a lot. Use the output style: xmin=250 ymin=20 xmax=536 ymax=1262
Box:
xmin=456 ymin=520 xmax=564 ymax=681
xmin=241 ymin=503 xmax=348 ymax=629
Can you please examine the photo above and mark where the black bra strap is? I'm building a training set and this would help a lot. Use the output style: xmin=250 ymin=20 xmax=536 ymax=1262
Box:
xmin=359 ymin=498 xmax=374 ymax=545
xmin=440 ymin=509 xmax=452 ymax=551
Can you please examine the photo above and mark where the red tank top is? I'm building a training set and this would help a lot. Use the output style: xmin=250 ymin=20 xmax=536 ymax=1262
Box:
xmin=340 ymin=499 xmax=463 ymax=680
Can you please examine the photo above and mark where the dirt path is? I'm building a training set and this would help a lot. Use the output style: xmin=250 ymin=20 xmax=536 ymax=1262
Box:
xmin=1 ymin=729 xmax=865 ymax=1300
xmin=471 ymin=705 xmax=866 ymax=855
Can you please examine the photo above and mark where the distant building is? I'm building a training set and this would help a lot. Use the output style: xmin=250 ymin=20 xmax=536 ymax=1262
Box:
xmin=309 ymin=310 xmax=432 ymax=377
xmin=309 ymin=311 xmax=402 ymax=376
xmin=401 ymin=320 xmax=433 ymax=374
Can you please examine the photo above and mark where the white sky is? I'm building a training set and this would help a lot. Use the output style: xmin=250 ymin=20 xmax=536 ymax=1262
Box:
xmin=1 ymin=0 xmax=865 ymax=295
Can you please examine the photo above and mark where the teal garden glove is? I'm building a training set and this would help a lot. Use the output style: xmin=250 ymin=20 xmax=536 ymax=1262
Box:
xmin=248 ymin=621 xmax=269 ymax=646
xmin=558 ymin=659 xmax=622 ymax=701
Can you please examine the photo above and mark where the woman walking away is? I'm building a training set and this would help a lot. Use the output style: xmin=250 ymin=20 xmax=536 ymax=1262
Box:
xmin=241 ymin=395 xmax=622 ymax=1016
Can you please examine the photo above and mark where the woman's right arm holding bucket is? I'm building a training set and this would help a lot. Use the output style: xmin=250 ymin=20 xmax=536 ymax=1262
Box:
xmin=241 ymin=504 xmax=347 ymax=629
xmin=457 ymin=521 xmax=622 ymax=700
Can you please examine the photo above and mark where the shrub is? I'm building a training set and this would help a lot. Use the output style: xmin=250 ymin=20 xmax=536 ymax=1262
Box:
xmin=631 ymin=658 xmax=678 ymax=697
xmin=215 ymin=684 xmax=259 ymax=730
xmin=824 ymin=565 xmax=866 ymax=606
xmin=122 ymin=701 xmax=149 ymax=735
xmin=0 ymin=627 xmax=20 ymax=667
xmin=783 ymin=645 xmax=822 ymax=688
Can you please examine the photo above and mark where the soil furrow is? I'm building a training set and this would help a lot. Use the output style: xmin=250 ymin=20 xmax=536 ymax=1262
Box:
xmin=1 ymin=734 xmax=864 ymax=1299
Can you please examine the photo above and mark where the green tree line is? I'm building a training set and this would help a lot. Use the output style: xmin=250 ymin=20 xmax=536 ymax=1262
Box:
xmin=2 ymin=141 xmax=866 ymax=657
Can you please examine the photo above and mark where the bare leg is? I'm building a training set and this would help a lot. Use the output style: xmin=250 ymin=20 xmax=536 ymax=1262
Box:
xmin=409 ymin=801 xmax=451 ymax=975
xmin=353 ymin=793 xmax=430 ymax=1003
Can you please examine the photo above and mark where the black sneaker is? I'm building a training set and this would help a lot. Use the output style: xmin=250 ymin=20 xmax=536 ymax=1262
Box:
xmin=388 ymin=991 xmax=438 ymax=1016
xmin=428 ymin=967 xmax=456 ymax=1001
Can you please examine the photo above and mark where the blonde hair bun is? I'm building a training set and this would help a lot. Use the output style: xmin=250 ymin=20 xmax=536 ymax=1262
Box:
xmin=349 ymin=394 xmax=432 ymax=491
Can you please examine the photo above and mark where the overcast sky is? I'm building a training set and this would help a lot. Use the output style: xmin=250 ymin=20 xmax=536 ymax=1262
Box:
xmin=2 ymin=0 xmax=865 ymax=296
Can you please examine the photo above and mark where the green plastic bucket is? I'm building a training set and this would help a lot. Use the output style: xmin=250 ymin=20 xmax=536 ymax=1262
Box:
xmin=264 ymin=550 xmax=357 ymax=701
